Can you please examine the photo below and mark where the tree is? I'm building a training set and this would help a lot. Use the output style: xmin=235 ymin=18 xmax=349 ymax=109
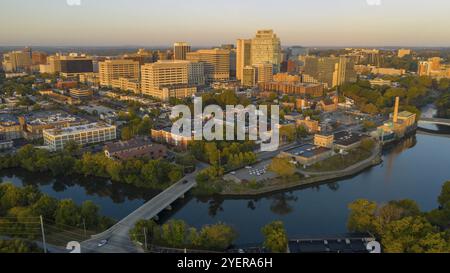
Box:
xmin=80 ymin=201 xmax=100 ymax=229
xmin=360 ymin=138 xmax=375 ymax=152
xmin=269 ymin=158 xmax=296 ymax=177
xmin=382 ymin=216 xmax=448 ymax=253
xmin=129 ymin=219 xmax=160 ymax=247
xmin=362 ymin=120 xmax=376 ymax=131
xmin=160 ymin=219 xmax=190 ymax=248
xmin=347 ymin=199 xmax=380 ymax=236
xmin=261 ymin=221 xmax=288 ymax=253
xmin=196 ymin=223 xmax=237 ymax=251
xmin=0 ymin=239 xmax=42 ymax=253
xmin=438 ymin=181 xmax=450 ymax=208
xmin=32 ymin=195 xmax=58 ymax=220
xmin=55 ymin=199 xmax=81 ymax=227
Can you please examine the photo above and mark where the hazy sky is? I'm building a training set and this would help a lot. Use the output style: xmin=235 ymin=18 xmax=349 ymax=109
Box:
xmin=1 ymin=0 xmax=449 ymax=47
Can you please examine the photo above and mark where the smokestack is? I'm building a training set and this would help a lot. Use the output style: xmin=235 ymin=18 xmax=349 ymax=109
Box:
xmin=393 ymin=97 xmax=400 ymax=123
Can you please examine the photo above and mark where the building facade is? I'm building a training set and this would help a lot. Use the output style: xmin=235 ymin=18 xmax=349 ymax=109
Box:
xmin=236 ymin=39 xmax=252 ymax=81
xmin=173 ymin=42 xmax=191 ymax=60
xmin=186 ymin=49 xmax=230 ymax=82
xmin=99 ymin=59 xmax=140 ymax=87
xmin=43 ymin=122 xmax=117 ymax=151
xmin=251 ymin=30 xmax=282 ymax=73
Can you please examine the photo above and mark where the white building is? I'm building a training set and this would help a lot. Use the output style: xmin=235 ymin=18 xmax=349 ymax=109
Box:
xmin=43 ymin=122 xmax=117 ymax=151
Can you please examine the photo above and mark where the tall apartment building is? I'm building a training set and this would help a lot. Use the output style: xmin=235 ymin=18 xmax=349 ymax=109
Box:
xmin=99 ymin=59 xmax=140 ymax=87
xmin=43 ymin=122 xmax=117 ymax=151
xmin=251 ymin=30 xmax=282 ymax=73
xmin=304 ymin=56 xmax=356 ymax=88
xmin=186 ymin=49 xmax=230 ymax=82
xmin=236 ymin=39 xmax=252 ymax=81
xmin=254 ymin=63 xmax=274 ymax=84
xmin=332 ymin=57 xmax=357 ymax=87
xmin=141 ymin=60 xmax=196 ymax=100
xmin=173 ymin=42 xmax=191 ymax=60
xmin=2 ymin=49 xmax=32 ymax=72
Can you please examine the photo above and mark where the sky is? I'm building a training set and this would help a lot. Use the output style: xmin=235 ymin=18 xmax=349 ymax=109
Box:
xmin=0 ymin=0 xmax=449 ymax=47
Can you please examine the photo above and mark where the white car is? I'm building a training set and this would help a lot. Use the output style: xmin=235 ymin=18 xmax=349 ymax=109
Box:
xmin=245 ymin=166 xmax=253 ymax=169
xmin=98 ymin=240 xmax=108 ymax=247
xmin=230 ymin=171 xmax=236 ymax=175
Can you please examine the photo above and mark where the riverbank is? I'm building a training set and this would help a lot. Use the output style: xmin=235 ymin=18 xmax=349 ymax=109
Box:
xmin=219 ymin=146 xmax=383 ymax=196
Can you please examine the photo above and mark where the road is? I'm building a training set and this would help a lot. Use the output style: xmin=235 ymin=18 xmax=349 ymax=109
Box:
xmin=81 ymin=163 xmax=208 ymax=253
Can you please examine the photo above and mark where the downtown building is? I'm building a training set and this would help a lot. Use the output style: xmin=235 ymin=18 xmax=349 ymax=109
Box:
xmin=2 ymin=48 xmax=32 ymax=72
xmin=236 ymin=39 xmax=252 ymax=82
xmin=303 ymin=56 xmax=356 ymax=88
xmin=99 ymin=59 xmax=140 ymax=87
xmin=173 ymin=42 xmax=191 ymax=60
xmin=251 ymin=30 xmax=282 ymax=73
xmin=186 ymin=49 xmax=230 ymax=82
xmin=43 ymin=122 xmax=117 ymax=151
xmin=140 ymin=60 xmax=197 ymax=101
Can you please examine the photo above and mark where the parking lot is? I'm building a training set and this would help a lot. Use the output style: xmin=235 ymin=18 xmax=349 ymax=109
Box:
xmin=226 ymin=159 xmax=277 ymax=183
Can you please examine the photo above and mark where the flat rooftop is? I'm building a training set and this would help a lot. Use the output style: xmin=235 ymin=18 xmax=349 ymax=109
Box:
xmin=25 ymin=111 xmax=81 ymax=125
xmin=44 ymin=122 xmax=115 ymax=136
xmin=285 ymin=144 xmax=331 ymax=158
xmin=288 ymin=236 xmax=374 ymax=253
xmin=334 ymin=131 xmax=365 ymax=146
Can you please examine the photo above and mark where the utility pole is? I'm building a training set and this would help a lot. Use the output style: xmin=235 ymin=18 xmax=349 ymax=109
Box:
xmin=143 ymin=227 xmax=148 ymax=251
xmin=39 ymin=216 xmax=47 ymax=254
xmin=82 ymin=219 xmax=87 ymax=239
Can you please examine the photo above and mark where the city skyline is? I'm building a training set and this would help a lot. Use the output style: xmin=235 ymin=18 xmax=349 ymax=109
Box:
xmin=1 ymin=0 xmax=450 ymax=47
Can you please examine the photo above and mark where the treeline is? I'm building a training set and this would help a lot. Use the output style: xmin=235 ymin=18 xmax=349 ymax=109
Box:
xmin=340 ymin=76 xmax=437 ymax=117
xmin=435 ymin=78 xmax=450 ymax=118
xmin=189 ymin=141 xmax=257 ymax=193
xmin=0 ymin=239 xmax=42 ymax=253
xmin=130 ymin=218 xmax=291 ymax=253
xmin=347 ymin=181 xmax=450 ymax=253
xmin=129 ymin=219 xmax=237 ymax=251
xmin=189 ymin=141 xmax=256 ymax=170
xmin=0 ymin=144 xmax=183 ymax=189
xmin=0 ymin=183 xmax=113 ymax=237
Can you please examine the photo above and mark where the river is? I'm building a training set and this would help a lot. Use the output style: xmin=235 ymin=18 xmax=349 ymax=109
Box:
xmin=1 ymin=131 xmax=450 ymax=245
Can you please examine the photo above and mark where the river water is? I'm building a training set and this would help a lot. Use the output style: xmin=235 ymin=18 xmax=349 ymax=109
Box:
xmin=1 ymin=130 xmax=450 ymax=245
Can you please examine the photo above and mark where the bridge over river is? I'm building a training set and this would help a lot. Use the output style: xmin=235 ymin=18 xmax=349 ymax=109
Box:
xmin=81 ymin=163 xmax=208 ymax=253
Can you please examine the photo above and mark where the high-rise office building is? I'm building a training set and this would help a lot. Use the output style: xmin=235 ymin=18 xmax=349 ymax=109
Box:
xmin=236 ymin=39 xmax=252 ymax=81
xmin=251 ymin=29 xmax=282 ymax=73
xmin=2 ymin=49 xmax=32 ymax=72
xmin=141 ymin=60 xmax=196 ymax=100
xmin=59 ymin=54 xmax=94 ymax=78
xmin=99 ymin=59 xmax=140 ymax=87
xmin=187 ymin=49 xmax=230 ymax=82
xmin=173 ymin=42 xmax=191 ymax=60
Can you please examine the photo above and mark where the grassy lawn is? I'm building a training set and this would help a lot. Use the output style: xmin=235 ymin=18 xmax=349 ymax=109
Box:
xmin=305 ymin=147 xmax=372 ymax=172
